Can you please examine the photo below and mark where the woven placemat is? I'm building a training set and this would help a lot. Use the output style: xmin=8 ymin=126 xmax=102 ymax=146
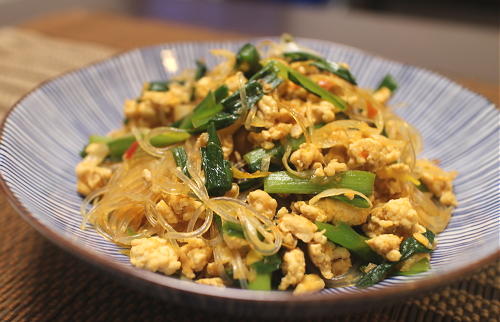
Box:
xmin=0 ymin=28 xmax=498 ymax=322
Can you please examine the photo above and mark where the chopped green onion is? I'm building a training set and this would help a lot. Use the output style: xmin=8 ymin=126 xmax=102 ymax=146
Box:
xmin=377 ymin=74 xmax=398 ymax=92
xmin=171 ymin=146 xmax=188 ymax=176
xmin=247 ymin=272 xmax=272 ymax=291
xmin=148 ymin=81 xmax=169 ymax=92
xmin=222 ymin=221 xmax=245 ymax=239
xmin=201 ymin=122 xmax=233 ymax=196
xmin=283 ymin=51 xmax=357 ymax=85
xmin=247 ymin=253 xmax=281 ymax=290
xmin=356 ymin=230 xmax=435 ymax=288
xmin=398 ymin=258 xmax=430 ymax=276
xmin=178 ymin=85 xmax=229 ymax=130
xmin=191 ymin=92 xmax=223 ymax=128
xmin=81 ymin=130 xmax=190 ymax=161
xmin=274 ymin=61 xmax=347 ymax=110
xmin=316 ymin=222 xmax=381 ymax=263
xmin=194 ymin=60 xmax=207 ymax=80
xmin=264 ymin=170 xmax=375 ymax=196
xmin=236 ymin=43 xmax=262 ymax=78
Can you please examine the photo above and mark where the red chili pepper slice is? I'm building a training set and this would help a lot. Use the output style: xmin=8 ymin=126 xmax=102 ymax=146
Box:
xmin=123 ymin=141 xmax=139 ymax=160
xmin=367 ymin=102 xmax=378 ymax=119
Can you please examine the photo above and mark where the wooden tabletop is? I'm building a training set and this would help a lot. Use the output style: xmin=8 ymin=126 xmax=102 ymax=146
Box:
xmin=1 ymin=9 xmax=498 ymax=321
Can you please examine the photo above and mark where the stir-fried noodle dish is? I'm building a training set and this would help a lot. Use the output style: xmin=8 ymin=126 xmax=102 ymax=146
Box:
xmin=77 ymin=36 xmax=457 ymax=294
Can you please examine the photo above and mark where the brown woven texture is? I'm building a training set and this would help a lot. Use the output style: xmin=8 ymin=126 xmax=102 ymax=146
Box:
xmin=0 ymin=26 xmax=498 ymax=322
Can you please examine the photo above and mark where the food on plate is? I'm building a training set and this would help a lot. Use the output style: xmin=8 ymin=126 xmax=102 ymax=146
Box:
xmin=77 ymin=36 xmax=457 ymax=294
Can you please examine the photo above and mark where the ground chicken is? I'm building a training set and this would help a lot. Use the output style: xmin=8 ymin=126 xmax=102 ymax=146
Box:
xmin=372 ymin=87 xmax=391 ymax=104
xmin=375 ymin=163 xmax=413 ymax=199
xmin=308 ymin=242 xmax=351 ymax=279
xmin=255 ymin=94 xmax=279 ymax=124
xmin=178 ymin=238 xmax=212 ymax=279
xmin=366 ymin=234 xmax=403 ymax=262
xmin=124 ymin=99 xmax=157 ymax=127
xmin=347 ymin=135 xmax=403 ymax=171
xmin=130 ymin=237 xmax=181 ymax=275
xmin=248 ymin=123 xmax=293 ymax=148
xmin=206 ymin=245 xmax=233 ymax=276
xmin=195 ymin=277 xmax=225 ymax=287
xmin=311 ymin=100 xmax=336 ymax=123
xmin=293 ymin=274 xmax=325 ymax=295
xmin=155 ymin=200 xmax=179 ymax=224
xmin=292 ymin=201 xmax=328 ymax=222
xmin=224 ymin=71 xmax=247 ymax=93
xmin=364 ymin=197 xmax=426 ymax=238
xmin=290 ymin=143 xmax=325 ymax=171
xmin=162 ymin=194 xmax=202 ymax=222
xmin=195 ymin=76 xmax=217 ymax=100
xmin=125 ymin=83 xmax=191 ymax=128
xmin=416 ymin=159 xmax=457 ymax=206
xmin=76 ymin=143 xmax=112 ymax=196
xmin=279 ymin=248 xmax=306 ymax=290
xmin=247 ymin=190 xmax=278 ymax=220
xmin=323 ymin=159 xmax=348 ymax=176
xmin=220 ymin=132 xmax=234 ymax=159
xmin=306 ymin=199 xmax=370 ymax=226
xmin=277 ymin=212 xmax=318 ymax=243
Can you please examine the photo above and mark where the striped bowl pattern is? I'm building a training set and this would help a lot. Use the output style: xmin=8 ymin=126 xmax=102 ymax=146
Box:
xmin=0 ymin=38 xmax=498 ymax=317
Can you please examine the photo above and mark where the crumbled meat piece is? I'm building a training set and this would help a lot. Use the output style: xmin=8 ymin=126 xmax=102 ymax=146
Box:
xmin=155 ymin=200 xmax=179 ymax=224
xmin=290 ymin=143 xmax=324 ymax=171
xmin=195 ymin=76 xmax=217 ymax=100
xmin=292 ymin=201 xmax=328 ymax=222
xmin=416 ymin=159 xmax=457 ymax=206
xmin=220 ymin=132 xmax=234 ymax=159
xmin=163 ymin=194 xmax=202 ymax=222
xmin=195 ymin=277 xmax=225 ymax=287
xmin=348 ymin=135 xmax=403 ymax=171
xmin=311 ymin=100 xmax=336 ymax=123
xmin=306 ymin=199 xmax=370 ymax=226
xmin=76 ymin=143 xmax=112 ymax=196
xmin=278 ymin=212 xmax=318 ymax=243
xmin=293 ymin=274 xmax=325 ymax=295
xmin=256 ymin=95 xmax=279 ymax=124
xmin=130 ymin=237 xmax=181 ymax=275
xmin=323 ymin=159 xmax=348 ymax=176
xmin=195 ymin=132 xmax=208 ymax=149
xmin=279 ymin=248 xmax=306 ymax=290
xmin=372 ymin=87 xmax=391 ymax=104
xmin=366 ymin=234 xmax=403 ymax=262
xmin=247 ymin=190 xmax=278 ymax=220
xmin=224 ymin=71 xmax=247 ymax=93
xmin=125 ymin=82 xmax=191 ymax=128
xmin=364 ymin=198 xmax=425 ymax=238
xmin=308 ymin=242 xmax=351 ymax=279
xmin=142 ymin=169 xmax=152 ymax=183
xmin=248 ymin=123 xmax=293 ymax=148
xmin=178 ymin=238 xmax=212 ymax=279
xmin=206 ymin=245 xmax=233 ymax=276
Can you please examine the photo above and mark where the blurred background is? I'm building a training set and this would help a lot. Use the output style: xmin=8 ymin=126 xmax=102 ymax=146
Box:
xmin=0 ymin=0 xmax=498 ymax=85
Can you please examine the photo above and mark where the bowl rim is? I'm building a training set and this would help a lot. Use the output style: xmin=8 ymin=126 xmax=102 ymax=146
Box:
xmin=0 ymin=37 xmax=498 ymax=306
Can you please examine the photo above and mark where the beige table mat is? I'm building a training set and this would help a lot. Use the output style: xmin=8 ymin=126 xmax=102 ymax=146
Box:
xmin=0 ymin=27 xmax=117 ymax=118
xmin=0 ymin=28 xmax=498 ymax=322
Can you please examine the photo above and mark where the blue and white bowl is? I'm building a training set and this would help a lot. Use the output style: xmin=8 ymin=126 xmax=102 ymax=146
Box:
xmin=0 ymin=38 xmax=498 ymax=317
